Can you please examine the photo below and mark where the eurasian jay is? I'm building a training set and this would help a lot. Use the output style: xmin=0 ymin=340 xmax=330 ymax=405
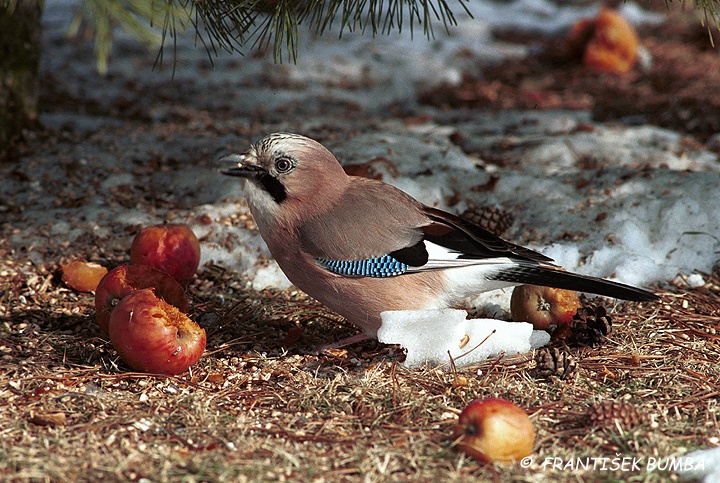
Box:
xmin=221 ymin=133 xmax=657 ymax=342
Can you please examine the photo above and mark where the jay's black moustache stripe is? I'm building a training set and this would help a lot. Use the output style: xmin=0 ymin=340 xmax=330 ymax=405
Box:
xmin=258 ymin=173 xmax=287 ymax=204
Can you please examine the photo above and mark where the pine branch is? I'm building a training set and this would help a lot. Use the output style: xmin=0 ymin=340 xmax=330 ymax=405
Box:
xmin=184 ymin=0 xmax=471 ymax=62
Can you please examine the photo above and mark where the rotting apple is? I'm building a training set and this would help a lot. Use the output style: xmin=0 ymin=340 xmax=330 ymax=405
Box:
xmin=510 ymin=284 xmax=581 ymax=338
xmin=567 ymin=7 xmax=639 ymax=74
xmin=61 ymin=260 xmax=108 ymax=293
xmin=453 ymin=398 xmax=535 ymax=464
xmin=109 ymin=288 xmax=206 ymax=375
xmin=95 ymin=264 xmax=188 ymax=336
xmin=130 ymin=223 xmax=201 ymax=287
xmin=584 ymin=8 xmax=639 ymax=74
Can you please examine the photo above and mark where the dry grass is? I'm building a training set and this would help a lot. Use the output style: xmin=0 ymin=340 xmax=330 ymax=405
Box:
xmin=2 ymin=250 xmax=719 ymax=482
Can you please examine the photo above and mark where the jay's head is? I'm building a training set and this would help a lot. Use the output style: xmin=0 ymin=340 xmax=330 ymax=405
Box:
xmin=222 ymin=133 xmax=349 ymax=224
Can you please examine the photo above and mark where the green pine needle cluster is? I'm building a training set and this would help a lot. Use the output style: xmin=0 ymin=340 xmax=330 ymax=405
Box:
xmin=690 ymin=0 xmax=720 ymax=43
xmin=67 ymin=0 xmax=164 ymax=74
xmin=60 ymin=0 xmax=720 ymax=71
xmin=179 ymin=0 xmax=471 ymax=62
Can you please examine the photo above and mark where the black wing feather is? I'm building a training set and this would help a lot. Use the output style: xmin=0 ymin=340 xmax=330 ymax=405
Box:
xmin=490 ymin=263 xmax=658 ymax=301
xmin=388 ymin=242 xmax=429 ymax=267
xmin=422 ymin=206 xmax=554 ymax=264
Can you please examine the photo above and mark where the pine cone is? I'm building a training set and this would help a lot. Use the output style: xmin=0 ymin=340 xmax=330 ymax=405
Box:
xmin=533 ymin=347 xmax=578 ymax=380
xmin=460 ymin=204 xmax=514 ymax=237
xmin=587 ymin=400 xmax=648 ymax=430
xmin=567 ymin=305 xmax=612 ymax=346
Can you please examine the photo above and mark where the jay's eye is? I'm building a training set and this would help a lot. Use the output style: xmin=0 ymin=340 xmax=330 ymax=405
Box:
xmin=275 ymin=157 xmax=293 ymax=173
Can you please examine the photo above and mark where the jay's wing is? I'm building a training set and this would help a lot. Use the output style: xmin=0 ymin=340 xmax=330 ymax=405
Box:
xmin=298 ymin=179 xmax=657 ymax=301
xmin=298 ymin=178 xmax=551 ymax=274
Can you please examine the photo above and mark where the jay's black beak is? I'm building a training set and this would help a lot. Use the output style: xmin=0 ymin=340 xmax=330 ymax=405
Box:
xmin=220 ymin=154 xmax=267 ymax=178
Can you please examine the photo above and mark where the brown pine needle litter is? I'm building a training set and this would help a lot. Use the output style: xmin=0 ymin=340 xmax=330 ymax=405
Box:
xmin=2 ymin=251 xmax=719 ymax=481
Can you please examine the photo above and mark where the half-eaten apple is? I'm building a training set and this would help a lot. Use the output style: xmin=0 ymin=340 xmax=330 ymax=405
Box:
xmin=109 ymin=288 xmax=205 ymax=375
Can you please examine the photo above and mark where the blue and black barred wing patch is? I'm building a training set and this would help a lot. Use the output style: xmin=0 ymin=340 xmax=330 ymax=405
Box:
xmin=316 ymin=254 xmax=408 ymax=278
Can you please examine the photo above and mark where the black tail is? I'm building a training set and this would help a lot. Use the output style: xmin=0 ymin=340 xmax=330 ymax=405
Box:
xmin=490 ymin=264 xmax=659 ymax=302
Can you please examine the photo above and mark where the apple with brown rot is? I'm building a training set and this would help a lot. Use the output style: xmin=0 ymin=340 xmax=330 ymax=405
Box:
xmin=130 ymin=223 xmax=201 ymax=287
xmin=109 ymin=288 xmax=206 ymax=375
xmin=95 ymin=264 xmax=188 ymax=336
xmin=510 ymin=284 xmax=581 ymax=338
xmin=454 ymin=398 xmax=535 ymax=464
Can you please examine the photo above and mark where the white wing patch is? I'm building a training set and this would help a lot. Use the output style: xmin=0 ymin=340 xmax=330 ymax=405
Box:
xmin=404 ymin=241 xmax=518 ymax=272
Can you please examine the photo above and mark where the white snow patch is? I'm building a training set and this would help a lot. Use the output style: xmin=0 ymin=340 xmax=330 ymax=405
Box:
xmin=251 ymin=264 xmax=293 ymax=291
xmin=377 ymin=308 xmax=550 ymax=368
xmin=677 ymin=446 xmax=720 ymax=482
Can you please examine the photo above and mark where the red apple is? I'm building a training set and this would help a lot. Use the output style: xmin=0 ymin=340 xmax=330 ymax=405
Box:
xmin=510 ymin=284 xmax=581 ymax=338
xmin=454 ymin=398 xmax=535 ymax=464
xmin=95 ymin=264 xmax=188 ymax=336
xmin=130 ymin=223 xmax=201 ymax=287
xmin=109 ymin=288 xmax=206 ymax=375
xmin=61 ymin=261 xmax=108 ymax=293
